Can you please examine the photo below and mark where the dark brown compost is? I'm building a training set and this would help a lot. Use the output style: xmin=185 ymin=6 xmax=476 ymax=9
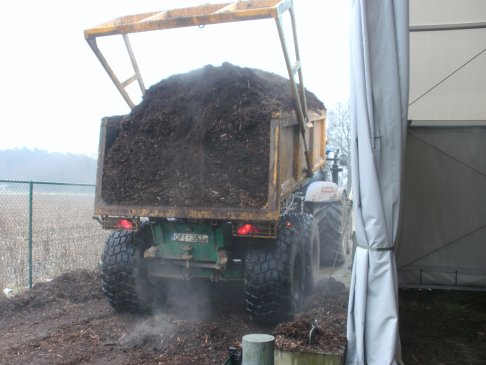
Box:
xmin=101 ymin=63 xmax=324 ymax=208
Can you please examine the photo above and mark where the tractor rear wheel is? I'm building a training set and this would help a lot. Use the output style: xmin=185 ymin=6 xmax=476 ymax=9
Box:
xmin=315 ymin=197 xmax=352 ymax=266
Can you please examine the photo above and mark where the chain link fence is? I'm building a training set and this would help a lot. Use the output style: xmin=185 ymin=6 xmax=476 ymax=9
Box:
xmin=0 ymin=180 xmax=106 ymax=292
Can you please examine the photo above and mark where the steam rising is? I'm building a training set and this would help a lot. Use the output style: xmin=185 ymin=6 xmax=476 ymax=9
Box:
xmin=119 ymin=280 xmax=243 ymax=351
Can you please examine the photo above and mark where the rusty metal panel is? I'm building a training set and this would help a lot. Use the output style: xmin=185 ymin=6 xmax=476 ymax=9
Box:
xmin=277 ymin=111 xmax=327 ymax=197
xmin=268 ymin=118 xmax=280 ymax=215
xmin=84 ymin=0 xmax=290 ymax=39
xmin=93 ymin=204 xmax=279 ymax=221
xmin=278 ymin=116 xmax=297 ymax=196
xmin=309 ymin=110 xmax=327 ymax=171
xmin=94 ymin=114 xmax=280 ymax=222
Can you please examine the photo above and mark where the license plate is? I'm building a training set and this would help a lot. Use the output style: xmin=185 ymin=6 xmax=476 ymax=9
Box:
xmin=172 ymin=233 xmax=209 ymax=243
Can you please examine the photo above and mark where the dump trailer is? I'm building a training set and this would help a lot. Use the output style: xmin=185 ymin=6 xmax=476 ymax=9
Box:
xmin=84 ymin=0 xmax=351 ymax=322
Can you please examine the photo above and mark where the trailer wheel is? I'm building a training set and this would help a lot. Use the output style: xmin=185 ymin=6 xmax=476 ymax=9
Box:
xmin=245 ymin=217 xmax=306 ymax=323
xmin=316 ymin=197 xmax=352 ymax=266
xmin=101 ymin=230 xmax=153 ymax=313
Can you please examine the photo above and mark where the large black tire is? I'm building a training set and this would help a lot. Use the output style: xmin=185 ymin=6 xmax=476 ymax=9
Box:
xmin=314 ymin=196 xmax=352 ymax=266
xmin=245 ymin=216 xmax=306 ymax=323
xmin=286 ymin=213 xmax=320 ymax=295
xmin=101 ymin=230 xmax=153 ymax=313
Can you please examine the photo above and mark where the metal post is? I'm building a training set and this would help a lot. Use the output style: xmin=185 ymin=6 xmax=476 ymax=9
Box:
xmin=242 ymin=334 xmax=275 ymax=365
xmin=28 ymin=181 xmax=33 ymax=289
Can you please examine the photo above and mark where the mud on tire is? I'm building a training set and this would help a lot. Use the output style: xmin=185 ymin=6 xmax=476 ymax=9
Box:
xmin=245 ymin=215 xmax=306 ymax=323
xmin=101 ymin=230 xmax=153 ymax=313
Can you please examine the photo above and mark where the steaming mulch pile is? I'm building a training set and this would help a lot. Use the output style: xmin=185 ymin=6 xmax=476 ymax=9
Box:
xmin=1 ymin=270 xmax=485 ymax=364
xmin=274 ymin=278 xmax=348 ymax=355
xmin=0 ymin=270 xmax=102 ymax=313
xmin=101 ymin=63 xmax=324 ymax=208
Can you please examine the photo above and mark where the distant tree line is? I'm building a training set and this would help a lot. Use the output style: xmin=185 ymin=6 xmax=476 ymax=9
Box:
xmin=0 ymin=149 xmax=96 ymax=184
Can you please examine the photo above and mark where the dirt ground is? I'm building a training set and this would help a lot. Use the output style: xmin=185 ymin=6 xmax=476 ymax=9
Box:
xmin=0 ymin=270 xmax=346 ymax=365
xmin=399 ymin=288 xmax=486 ymax=365
xmin=1 ymin=269 xmax=485 ymax=365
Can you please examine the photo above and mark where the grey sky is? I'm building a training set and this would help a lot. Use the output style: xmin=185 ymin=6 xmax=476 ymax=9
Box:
xmin=0 ymin=0 xmax=350 ymax=157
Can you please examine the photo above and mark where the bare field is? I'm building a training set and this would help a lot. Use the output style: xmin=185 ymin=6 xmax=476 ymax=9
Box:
xmin=0 ymin=189 xmax=106 ymax=290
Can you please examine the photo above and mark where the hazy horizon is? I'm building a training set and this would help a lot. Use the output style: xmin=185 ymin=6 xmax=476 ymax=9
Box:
xmin=0 ymin=0 xmax=350 ymax=157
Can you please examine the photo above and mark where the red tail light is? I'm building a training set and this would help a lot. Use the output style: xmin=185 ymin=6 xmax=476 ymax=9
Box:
xmin=116 ymin=219 xmax=133 ymax=230
xmin=237 ymin=223 xmax=259 ymax=236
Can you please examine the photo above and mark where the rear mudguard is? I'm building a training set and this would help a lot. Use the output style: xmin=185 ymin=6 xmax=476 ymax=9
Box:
xmin=304 ymin=181 xmax=346 ymax=203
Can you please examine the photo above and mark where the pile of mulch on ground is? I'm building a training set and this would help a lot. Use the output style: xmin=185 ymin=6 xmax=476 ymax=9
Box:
xmin=102 ymin=62 xmax=325 ymax=208
xmin=274 ymin=277 xmax=348 ymax=354
xmin=0 ymin=270 xmax=102 ymax=313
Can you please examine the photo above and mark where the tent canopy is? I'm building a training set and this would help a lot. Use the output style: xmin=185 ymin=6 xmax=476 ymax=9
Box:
xmin=397 ymin=0 xmax=486 ymax=289
xmin=346 ymin=1 xmax=485 ymax=364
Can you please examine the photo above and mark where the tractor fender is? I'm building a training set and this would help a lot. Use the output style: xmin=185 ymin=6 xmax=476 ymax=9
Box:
xmin=304 ymin=181 xmax=346 ymax=203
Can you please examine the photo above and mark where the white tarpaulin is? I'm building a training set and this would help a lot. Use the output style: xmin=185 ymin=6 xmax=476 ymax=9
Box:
xmin=397 ymin=127 xmax=486 ymax=287
xmin=397 ymin=0 xmax=486 ymax=289
xmin=346 ymin=1 xmax=409 ymax=364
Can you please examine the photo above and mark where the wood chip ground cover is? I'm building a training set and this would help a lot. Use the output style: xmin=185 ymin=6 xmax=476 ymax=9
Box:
xmin=1 ymin=269 xmax=485 ymax=364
